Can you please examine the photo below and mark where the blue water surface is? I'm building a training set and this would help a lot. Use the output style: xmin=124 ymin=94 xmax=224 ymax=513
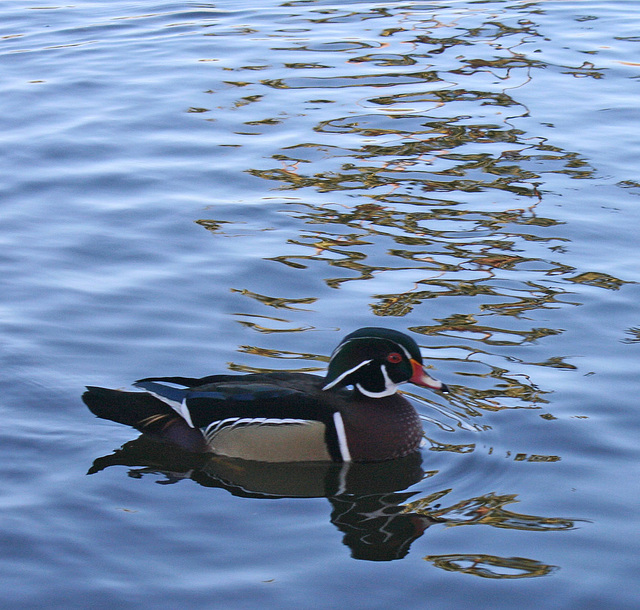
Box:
xmin=1 ymin=1 xmax=640 ymax=608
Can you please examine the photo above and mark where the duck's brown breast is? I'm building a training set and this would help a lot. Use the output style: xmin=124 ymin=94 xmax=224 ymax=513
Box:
xmin=340 ymin=394 xmax=423 ymax=462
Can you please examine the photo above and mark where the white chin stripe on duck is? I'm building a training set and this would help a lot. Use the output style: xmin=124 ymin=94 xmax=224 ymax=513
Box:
xmin=355 ymin=364 xmax=399 ymax=398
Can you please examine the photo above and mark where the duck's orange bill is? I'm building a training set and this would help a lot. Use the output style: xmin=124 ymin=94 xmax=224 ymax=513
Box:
xmin=409 ymin=359 xmax=448 ymax=392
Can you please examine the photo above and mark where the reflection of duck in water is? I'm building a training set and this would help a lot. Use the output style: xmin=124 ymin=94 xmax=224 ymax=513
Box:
xmin=87 ymin=439 xmax=576 ymax=566
xmin=83 ymin=327 xmax=448 ymax=463
xmin=88 ymin=438 xmax=440 ymax=561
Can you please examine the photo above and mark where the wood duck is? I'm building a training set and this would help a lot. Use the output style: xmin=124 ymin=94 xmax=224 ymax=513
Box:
xmin=83 ymin=327 xmax=448 ymax=463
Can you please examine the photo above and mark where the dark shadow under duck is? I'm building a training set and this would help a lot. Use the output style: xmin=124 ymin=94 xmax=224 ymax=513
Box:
xmin=83 ymin=327 xmax=448 ymax=462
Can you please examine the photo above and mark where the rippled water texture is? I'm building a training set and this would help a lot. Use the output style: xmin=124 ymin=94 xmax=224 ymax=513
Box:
xmin=2 ymin=1 xmax=640 ymax=607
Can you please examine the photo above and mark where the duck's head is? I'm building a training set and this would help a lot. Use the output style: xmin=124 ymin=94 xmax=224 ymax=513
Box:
xmin=323 ymin=327 xmax=448 ymax=398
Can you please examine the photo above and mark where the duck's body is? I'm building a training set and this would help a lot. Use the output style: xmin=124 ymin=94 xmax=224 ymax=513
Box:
xmin=83 ymin=328 xmax=448 ymax=463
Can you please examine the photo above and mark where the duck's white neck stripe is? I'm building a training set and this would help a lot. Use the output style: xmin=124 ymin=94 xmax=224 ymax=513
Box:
xmin=332 ymin=412 xmax=352 ymax=462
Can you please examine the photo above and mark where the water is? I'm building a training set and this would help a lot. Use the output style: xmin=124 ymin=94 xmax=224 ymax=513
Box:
xmin=2 ymin=0 xmax=640 ymax=607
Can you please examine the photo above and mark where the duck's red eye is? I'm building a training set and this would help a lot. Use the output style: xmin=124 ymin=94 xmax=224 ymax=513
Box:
xmin=387 ymin=352 xmax=402 ymax=364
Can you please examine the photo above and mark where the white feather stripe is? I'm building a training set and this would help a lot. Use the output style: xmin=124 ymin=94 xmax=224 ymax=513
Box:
xmin=332 ymin=412 xmax=352 ymax=462
xmin=395 ymin=341 xmax=413 ymax=361
xmin=176 ymin=399 xmax=195 ymax=428
xmin=322 ymin=358 xmax=373 ymax=391
xmin=330 ymin=336 xmax=414 ymax=361
xmin=144 ymin=390 xmax=196 ymax=428
xmin=204 ymin=417 xmax=313 ymax=442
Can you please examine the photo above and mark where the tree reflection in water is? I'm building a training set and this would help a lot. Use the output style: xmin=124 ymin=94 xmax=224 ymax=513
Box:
xmin=189 ymin=7 xmax=631 ymax=429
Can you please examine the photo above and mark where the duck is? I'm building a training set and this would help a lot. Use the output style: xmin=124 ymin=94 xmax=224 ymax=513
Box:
xmin=83 ymin=327 xmax=448 ymax=463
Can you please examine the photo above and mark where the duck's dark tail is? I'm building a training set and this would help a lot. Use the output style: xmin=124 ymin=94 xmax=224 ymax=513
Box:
xmin=82 ymin=386 xmax=207 ymax=452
